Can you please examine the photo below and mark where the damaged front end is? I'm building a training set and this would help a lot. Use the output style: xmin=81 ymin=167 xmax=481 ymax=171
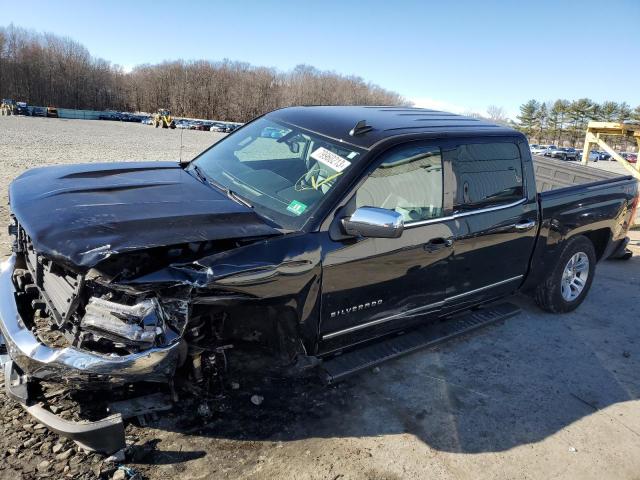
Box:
xmin=0 ymin=224 xmax=195 ymax=453
xmin=1 ymin=161 xmax=324 ymax=454
xmin=1 ymin=226 xmax=190 ymax=385
xmin=1 ymin=209 xmax=319 ymax=453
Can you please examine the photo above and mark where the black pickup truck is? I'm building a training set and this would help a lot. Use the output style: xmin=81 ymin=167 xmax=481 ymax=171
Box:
xmin=1 ymin=106 xmax=638 ymax=452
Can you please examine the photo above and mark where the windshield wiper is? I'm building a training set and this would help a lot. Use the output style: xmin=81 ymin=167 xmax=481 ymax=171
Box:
xmin=190 ymin=164 xmax=253 ymax=208
xmin=227 ymin=190 xmax=253 ymax=208
xmin=189 ymin=164 xmax=209 ymax=184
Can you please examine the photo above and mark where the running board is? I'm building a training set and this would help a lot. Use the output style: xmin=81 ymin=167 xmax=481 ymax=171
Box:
xmin=321 ymin=302 xmax=520 ymax=384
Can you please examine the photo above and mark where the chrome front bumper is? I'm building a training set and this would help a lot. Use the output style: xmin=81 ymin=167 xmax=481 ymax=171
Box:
xmin=0 ymin=254 xmax=181 ymax=383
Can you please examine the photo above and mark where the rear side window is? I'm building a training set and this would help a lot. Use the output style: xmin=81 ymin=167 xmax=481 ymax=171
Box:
xmin=449 ymin=142 xmax=523 ymax=212
xmin=356 ymin=144 xmax=443 ymax=223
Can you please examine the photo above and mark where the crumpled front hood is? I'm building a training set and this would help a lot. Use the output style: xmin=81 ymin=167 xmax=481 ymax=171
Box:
xmin=9 ymin=161 xmax=281 ymax=269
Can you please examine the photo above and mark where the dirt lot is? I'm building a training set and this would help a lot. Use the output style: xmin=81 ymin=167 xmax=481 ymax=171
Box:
xmin=1 ymin=116 xmax=640 ymax=480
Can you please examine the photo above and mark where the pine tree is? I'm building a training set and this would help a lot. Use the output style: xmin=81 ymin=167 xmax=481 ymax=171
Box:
xmin=567 ymin=98 xmax=596 ymax=146
xmin=516 ymin=100 xmax=539 ymax=138
xmin=547 ymin=100 xmax=569 ymax=146
xmin=516 ymin=99 xmax=640 ymax=151
xmin=535 ymin=103 xmax=548 ymax=143
xmin=598 ymin=101 xmax=619 ymax=122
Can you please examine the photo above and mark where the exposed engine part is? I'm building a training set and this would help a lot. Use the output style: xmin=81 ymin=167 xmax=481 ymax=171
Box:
xmin=184 ymin=346 xmax=232 ymax=396
xmin=191 ymin=353 xmax=203 ymax=383
xmin=80 ymin=297 xmax=163 ymax=346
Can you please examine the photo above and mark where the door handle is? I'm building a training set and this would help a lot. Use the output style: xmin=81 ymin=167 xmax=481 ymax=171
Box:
xmin=513 ymin=220 xmax=536 ymax=232
xmin=424 ymin=237 xmax=454 ymax=252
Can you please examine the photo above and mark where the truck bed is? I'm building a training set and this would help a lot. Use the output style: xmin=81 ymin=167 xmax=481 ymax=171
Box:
xmin=533 ymin=155 xmax=620 ymax=193
xmin=533 ymin=156 xmax=638 ymax=223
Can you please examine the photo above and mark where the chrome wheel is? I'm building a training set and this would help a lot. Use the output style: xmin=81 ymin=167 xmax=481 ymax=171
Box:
xmin=561 ymin=252 xmax=589 ymax=301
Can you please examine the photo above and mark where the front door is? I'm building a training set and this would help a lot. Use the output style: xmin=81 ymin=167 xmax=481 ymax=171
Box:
xmin=319 ymin=141 xmax=453 ymax=351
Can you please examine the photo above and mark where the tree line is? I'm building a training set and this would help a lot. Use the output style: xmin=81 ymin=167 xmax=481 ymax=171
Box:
xmin=0 ymin=24 xmax=407 ymax=122
xmin=516 ymin=99 xmax=640 ymax=151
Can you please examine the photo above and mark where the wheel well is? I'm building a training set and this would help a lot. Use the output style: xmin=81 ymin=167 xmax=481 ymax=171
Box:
xmin=582 ymin=228 xmax=611 ymax=260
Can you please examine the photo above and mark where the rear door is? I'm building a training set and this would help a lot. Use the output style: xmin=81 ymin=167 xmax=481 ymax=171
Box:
xmin=442 ymin=138 xmax=539 ymax=311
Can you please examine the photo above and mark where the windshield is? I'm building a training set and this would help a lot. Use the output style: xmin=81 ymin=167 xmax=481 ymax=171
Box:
xmin=189 ymin=117 xmax=364 ymax=229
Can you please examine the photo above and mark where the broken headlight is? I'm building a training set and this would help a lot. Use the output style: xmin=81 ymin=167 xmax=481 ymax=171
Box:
xmin=80 ymin=297 xmax=164 ymax=347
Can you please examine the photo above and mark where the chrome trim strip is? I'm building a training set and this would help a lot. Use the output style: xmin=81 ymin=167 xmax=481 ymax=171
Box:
xmin=444 ymin=275 xmax=523 ymax=303
xmin=405 ymin=198 xmax=527 ymax=229
xmin=322 ymin=300 xmax=445 ymax=340
xmin=321 ymin=275 xmax=523 ymax=340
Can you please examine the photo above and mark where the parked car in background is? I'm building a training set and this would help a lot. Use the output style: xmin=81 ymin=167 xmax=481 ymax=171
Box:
xmin=548 ymin=147 xmax=578 ymax=161
xmin=210 ymin=123 xmax=227 ymax=132
xmin=624 ymin=153 xmax=637 ymax=164
xmin=530 ymin=145 xmax=548 ymax=155
xmin=541 ymin=145 xmax=558 ymax=156
xmin=587 ymin=150 xmax=600 ymax=162
xmin=141 ymin=117 xmax=154 ymax=125
xmin=174 ymin=119 xmax=192 ymax=129
xmin=597 ymin=151 xmax=611 ymax=161
xmin=46 ymin=107 xmax=58 ymax=118
xmin=120 ymin=113 xmax=144 ymax=123
xmin=15 ymin=102 xmax=30 ymax=115
xmin=190 ymin=121 xmax=211 ymax=131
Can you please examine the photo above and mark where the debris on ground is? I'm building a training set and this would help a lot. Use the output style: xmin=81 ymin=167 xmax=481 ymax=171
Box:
xmin=105 ymin=448 xmax=127 ymax=464
xmin=0 ymin=356 xmax=349 ymax=480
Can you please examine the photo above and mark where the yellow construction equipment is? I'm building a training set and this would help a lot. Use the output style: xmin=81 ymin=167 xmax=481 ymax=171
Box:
xmin=153 ymin=109 xmax=176 ymax=129
xmin=580 ymin=121 xmax=640 ymax=180
xmin=0 ymin=99 xmax=16 ymax=116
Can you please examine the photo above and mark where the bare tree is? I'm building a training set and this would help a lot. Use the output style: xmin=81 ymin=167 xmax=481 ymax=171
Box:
xmin=0 ymin=25 xmax=409 ymax=122
xmin=487 ymin=105 xmax=508 ymax=124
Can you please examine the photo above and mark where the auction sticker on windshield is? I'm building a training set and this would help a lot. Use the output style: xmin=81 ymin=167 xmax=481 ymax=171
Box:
xmin=311 ymin=147 xmax=351 ymax=172
xmin=287 ymin=200 xmax=308 ymax=216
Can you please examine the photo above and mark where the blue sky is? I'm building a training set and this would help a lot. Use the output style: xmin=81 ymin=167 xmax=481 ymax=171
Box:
xmin=2 ymin=0 xmax=639 ymax=118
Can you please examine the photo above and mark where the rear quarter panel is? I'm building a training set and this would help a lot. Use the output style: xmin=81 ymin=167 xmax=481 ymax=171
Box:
xmin=521 ymin=178 xmax=638 ymax=292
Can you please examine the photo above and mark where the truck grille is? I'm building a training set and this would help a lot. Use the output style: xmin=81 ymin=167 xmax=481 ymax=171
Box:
xmin=15 ymin=224 xmax=83 ymax=326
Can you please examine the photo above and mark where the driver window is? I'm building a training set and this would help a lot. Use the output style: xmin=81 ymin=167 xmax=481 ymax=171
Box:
xmin=356 ymin=144 xmax=443 ymax=223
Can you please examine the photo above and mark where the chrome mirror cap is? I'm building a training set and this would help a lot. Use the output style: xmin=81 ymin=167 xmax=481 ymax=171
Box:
xmin=342 ymin=207 xmax=404 ymax=239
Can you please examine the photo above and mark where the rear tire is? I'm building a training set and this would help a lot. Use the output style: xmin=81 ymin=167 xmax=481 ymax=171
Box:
xmin=534 ymin=235 xmax=596 ymax=313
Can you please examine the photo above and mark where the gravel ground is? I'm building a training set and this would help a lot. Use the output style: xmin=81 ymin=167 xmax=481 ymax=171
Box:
xmin=1 ymin=116 xmax=640 ymax=480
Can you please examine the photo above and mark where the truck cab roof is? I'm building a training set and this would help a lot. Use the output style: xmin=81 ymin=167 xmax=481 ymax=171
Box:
xmin=267 ymin=106 xmax=519 ymax=150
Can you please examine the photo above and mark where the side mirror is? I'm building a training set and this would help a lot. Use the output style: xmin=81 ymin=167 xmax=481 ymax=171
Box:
xmin=341 ymin=207 xmax=404 ymax=239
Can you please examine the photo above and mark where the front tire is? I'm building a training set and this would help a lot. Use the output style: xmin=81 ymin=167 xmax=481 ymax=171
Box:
xmin=534 ymin=235 xmax=596 ymax=313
